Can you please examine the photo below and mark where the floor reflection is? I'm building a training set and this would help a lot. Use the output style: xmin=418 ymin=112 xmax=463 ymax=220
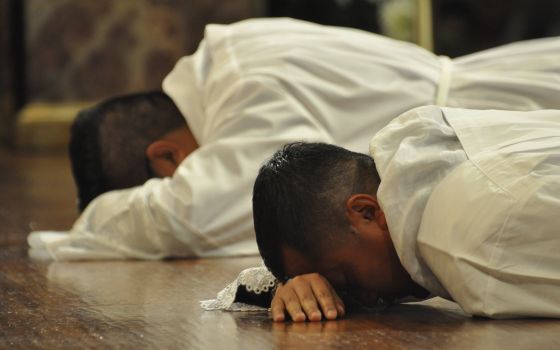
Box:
xmin=44 ymin=258 xmax=268 ymax=347
xmin=42 ymin=260 xmax=560 ymax=349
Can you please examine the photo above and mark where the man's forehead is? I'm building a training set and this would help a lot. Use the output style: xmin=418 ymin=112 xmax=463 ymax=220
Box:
xmin=281 ymin=246 xmax=315 ymax=277
xmin=281 ymin=245 xmax=347 ymax=288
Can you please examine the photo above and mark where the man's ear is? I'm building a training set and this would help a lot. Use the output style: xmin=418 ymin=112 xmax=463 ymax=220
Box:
xmin=345 ymin=194 xmax=388 ymax=231
xmin=145 ymin=140 xmax=186 ymax=178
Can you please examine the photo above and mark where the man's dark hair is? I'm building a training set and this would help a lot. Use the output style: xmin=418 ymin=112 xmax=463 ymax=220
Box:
xmin=69 ymin=91 xmax=186 ymax=211
xmin=252 ymin=142 xmax=381 ymax=281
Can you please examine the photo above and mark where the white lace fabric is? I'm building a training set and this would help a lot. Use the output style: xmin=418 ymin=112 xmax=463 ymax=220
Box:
xmin=200 ymin=266 xmax=277 ymax=312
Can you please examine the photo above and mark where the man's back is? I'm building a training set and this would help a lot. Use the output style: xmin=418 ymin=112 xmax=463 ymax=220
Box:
xmin=372 ymin=105 xmax=560 ymax=318
xmin=420 ymin=107 xmax=560 ymax=318
xmin=164 ymin=17 xmax=442 ymax=154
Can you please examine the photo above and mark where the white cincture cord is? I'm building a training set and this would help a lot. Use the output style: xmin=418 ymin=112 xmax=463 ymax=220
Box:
xmin=436 ymin=55 xmax=452 ymax=107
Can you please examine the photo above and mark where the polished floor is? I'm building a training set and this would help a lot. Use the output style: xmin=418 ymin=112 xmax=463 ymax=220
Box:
xmin=1 ymin=150 xmax=560 ymax=349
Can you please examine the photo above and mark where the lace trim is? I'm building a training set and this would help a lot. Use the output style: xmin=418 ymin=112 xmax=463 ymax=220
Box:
xmin=200 ymin=266 xmax=277 ymax=312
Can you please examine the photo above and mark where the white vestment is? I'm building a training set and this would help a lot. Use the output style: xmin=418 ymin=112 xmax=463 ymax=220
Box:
xmin=372 ymin=105 xmax=560 ymax=318
xmin=28 ymin=18 xmax=560 ymax=260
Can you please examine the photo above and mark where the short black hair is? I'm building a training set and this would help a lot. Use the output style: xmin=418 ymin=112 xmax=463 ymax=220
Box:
xmin=69 ymin=91 xmax=186 ymax=211
xmin=252 ymin=142 xmax=380 ymax=281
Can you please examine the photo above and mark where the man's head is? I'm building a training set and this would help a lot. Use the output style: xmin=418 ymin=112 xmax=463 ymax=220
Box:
xmin=253 ymin=142 xmax=421 ymax=304
xmin=69 ymin=91 xmax=198 ymax=211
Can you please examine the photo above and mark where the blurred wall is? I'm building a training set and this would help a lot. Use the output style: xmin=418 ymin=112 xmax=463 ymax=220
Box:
xmin=0 ymin=1 xmax=24 ymax=147
xmin=25 ymin=0 xmax=258 ymax=103
xmin=433 ymin=0 xmax=560 ymax=57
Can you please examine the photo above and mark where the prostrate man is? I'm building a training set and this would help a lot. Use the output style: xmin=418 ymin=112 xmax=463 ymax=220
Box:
xmin=253 ymin=106 xmax=560 ymax=322
xmin=29 ymin=17 xmax=560 ymax=260
xmin=69 ymin=91 xmax=198 ymax=212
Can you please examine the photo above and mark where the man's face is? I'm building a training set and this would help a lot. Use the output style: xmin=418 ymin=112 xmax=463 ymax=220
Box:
xmin=281 ymin=227 xmax=412 ymax=306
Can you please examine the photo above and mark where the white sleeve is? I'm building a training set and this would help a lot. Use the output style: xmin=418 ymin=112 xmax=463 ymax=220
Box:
xmin=369 ymin=105 xmax=466 ymax=298
xmin=28 ymin=76 xmax=331 ymax=260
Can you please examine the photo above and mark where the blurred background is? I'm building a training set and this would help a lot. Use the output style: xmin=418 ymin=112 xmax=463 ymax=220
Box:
xmin=1 ymin=0 xmax=560 ymax=152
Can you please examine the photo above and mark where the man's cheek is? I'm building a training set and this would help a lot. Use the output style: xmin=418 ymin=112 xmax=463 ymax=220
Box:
xmin=338 ymin=289 xmax=380 ymax=308
xmin=354 ymin=290 xmax=380 ymax=307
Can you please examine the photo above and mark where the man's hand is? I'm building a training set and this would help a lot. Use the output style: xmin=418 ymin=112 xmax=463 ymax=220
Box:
xmin=271 ymin=273 xmax=345 ymax=322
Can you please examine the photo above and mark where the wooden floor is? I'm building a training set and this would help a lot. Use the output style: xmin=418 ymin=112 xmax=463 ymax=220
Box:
xmin=1 ymin=150 xmax=560 ymax=349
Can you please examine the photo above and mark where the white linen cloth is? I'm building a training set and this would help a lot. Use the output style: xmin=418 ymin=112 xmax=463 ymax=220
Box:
xmin=372 ymin=105 xmax=560 ymax=318
xmin=200 ymin=265 xmax=275 ymax=312
xmin=28 ymin=18 xmax=560 ymax=260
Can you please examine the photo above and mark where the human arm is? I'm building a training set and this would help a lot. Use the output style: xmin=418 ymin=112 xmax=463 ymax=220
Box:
xmin=28 ymin=74 xmax=331 ymax=260
xmin=271 ymin=273 xmax=345 ymax=322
